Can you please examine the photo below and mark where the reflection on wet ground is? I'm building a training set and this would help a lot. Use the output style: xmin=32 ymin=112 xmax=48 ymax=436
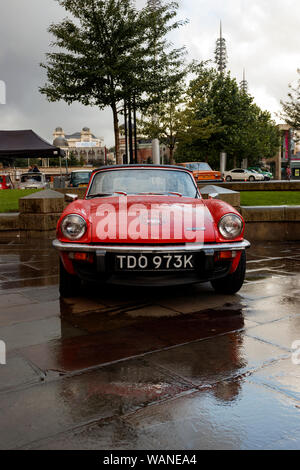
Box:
xmin=0 ymin=238 xmax=300 ymax=449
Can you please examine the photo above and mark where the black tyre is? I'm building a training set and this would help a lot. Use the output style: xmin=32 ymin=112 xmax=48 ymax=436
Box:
xmin=226 ymin=176 xmax=232 ymax=182
xmin=249 ymin=175 xmax=255 ymax=181
xmin=59 ymin=260 xmax=81 ymax=298
xmin=211 ymin=251 xmax=246 ymax=295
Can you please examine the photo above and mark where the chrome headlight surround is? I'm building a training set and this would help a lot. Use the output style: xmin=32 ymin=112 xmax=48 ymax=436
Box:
xmin=61 ymin=214 xmax=87 ymax=240
xmin=218 ymin=214 xmax=243 ymax=240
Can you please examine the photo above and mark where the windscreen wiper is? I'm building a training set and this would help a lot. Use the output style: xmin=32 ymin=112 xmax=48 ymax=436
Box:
xmin=87 ymin=193 xmax=114 ymax=199
xmin=138 ymin=192 xmax=183 ymax=197
xmin=87 ymin=191 xmax=128 ymax=199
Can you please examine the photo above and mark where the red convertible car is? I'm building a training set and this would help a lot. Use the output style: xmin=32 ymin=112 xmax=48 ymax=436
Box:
xmin=53 ymin=165 xmax=250 ymax=297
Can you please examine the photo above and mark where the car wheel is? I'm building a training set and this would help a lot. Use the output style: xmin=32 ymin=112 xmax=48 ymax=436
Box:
xmin=226 ymin=176 xmax=232 ymax=182
xmin=211 ymin=251 xmax=246 ymax=295
xmin=249 ymin=176 xmax=255 ymax=181
xmin=59 ymin=260 xmax=81 ymax=298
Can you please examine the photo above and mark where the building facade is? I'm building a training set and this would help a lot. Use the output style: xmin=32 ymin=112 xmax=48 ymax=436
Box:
xmin=53 ymin=127 xmax=107 ymax=164
xmin=267 ymin=124 xmax=300 ymax=179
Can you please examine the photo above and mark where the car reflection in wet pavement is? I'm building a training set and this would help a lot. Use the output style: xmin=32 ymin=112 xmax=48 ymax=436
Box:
xmin=0 ymin=238 xmax=300 ymax=450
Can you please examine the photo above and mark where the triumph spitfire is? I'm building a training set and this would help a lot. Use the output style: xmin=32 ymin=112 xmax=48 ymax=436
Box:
xmin=53 ymin=165 xmax=250 ymax=297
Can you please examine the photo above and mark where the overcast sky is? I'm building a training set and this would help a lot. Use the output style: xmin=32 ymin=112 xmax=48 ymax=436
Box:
xmin=0 ymin=0 xmax=299 ymax=147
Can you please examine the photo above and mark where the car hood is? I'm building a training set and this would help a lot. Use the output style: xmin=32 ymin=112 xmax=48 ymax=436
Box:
xmin=81 ymin=196 xmax=217 ymax=244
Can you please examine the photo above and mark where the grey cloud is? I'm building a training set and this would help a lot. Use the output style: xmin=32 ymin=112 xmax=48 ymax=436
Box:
xmin=0 ymin=0 xmax=299 ymax=146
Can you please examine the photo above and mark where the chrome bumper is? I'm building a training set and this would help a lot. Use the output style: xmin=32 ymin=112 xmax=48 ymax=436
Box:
xmin=53 ymin=239 xmax=250 ymax=254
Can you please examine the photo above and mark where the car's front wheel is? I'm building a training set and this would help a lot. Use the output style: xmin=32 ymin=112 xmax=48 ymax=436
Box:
xmin=211 ymin=251 xmax=246 ymax=295
xmin=59 ymin=260 xmax=81 ymax=298
xmin=226 ymin=176 xmax=232 ymax=182
xmin=249 ymin=175 xmax=255 ymax=181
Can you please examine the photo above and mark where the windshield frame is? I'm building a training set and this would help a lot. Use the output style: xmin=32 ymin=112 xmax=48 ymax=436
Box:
xmin=86 ymin=167 xmax=200 ymax=199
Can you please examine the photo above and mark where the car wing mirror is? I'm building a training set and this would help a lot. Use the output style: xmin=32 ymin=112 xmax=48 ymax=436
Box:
xmin=65 ymin=193 xmax=78 ymax=203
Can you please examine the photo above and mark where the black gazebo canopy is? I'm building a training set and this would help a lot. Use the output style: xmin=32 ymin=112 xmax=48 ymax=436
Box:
xmin=0 ymin=130 xmax=65 ymax=159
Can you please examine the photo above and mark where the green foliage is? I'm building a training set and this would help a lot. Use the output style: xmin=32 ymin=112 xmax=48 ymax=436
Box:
xmin=40 ymin=0 xmax=186 ymax=163
xmin=175 ymin=63 xmax=279 ymax=168
xmin=280 ymin=69 xmax=300 ymax=129
xmin=68 ymin=151 xmax=80 ymax=167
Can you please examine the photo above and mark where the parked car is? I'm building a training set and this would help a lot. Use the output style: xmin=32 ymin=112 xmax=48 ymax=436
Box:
xmin=0 ymin=174 xmax=14 ymax=190
xmin=53 ymin=165 xmax=250 ymax=297
xmin=19 ymin=172 xmax=49 ymax=190
xmin=248 ymin=167 xmax=273 ymax=181
xmin=223 ymin=168 xmax=264 ymax=182
xmin=68 ymin=170 xmax=92 ymax=188
xmin=181 ymin=162 xmax=223 ymax=183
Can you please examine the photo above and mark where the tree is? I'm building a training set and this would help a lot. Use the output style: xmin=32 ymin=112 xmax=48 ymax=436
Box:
xmin=139 ymin=62 xmax=219 ymax=165
xmin=68 ymin=151 xmax=80 ymax=167
xmin=175 ymin=63 xmax=279 ymax=168
xmin=280 ymin=69 xmax=300 ymax=129
xmin=40 ymin=0 xmax=147 ymax=164
xmin=40 ymin=0 xmax=185 ymax=164
xmin=138 ymin=78 xmax=185 ymax=164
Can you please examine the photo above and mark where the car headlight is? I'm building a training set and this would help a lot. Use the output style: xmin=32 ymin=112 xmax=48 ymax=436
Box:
xmin=61 ymin=214 xmax=87 ymax=240
xmin=218 ymin=214 xmax=243 ymax=240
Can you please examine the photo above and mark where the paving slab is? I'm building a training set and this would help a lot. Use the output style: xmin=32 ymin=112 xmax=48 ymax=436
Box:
xmin=0 ymin=359 xmax=192 ymax=450
xmin=124 ymin=379 xmax=300 ymax=450
xmin=144 ymin=333 xmax=287 ymax=387
xmin=0 ymin=239 xmax=300 ymax=450
xmin=246 ymin=317 xmax=300 ymax=351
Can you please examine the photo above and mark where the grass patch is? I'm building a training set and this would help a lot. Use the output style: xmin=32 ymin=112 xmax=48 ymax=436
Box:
xmin=0 ymin=189 xmax=43 ymax=213
xmin=240 ymin=191 xmax=300 ymax=206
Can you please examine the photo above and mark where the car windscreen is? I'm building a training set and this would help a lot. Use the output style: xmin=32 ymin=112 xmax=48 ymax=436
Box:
xmin=21 ymin=174 xmax=42 ymax=182
xmin=88 ymin=169 xmax=198 ymax=198
xmin=186 ymin=163 xmax=212 ymax=171
xmin=0 ymin=177 xmax=3 ymax=183
xmin=71 ymin=172 xmax=91 ymax=183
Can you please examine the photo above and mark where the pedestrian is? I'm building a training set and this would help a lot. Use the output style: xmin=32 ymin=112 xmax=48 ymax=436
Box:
xmin=28 ymin=165 xmax=33 ymax=173
xmin=286 ymin=166 xmax=292 ymax=181
xmin=32 ymin=165 xmax=40 ymax=173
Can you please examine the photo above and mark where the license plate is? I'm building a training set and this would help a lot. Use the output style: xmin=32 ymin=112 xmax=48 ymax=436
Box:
xmin=115 ymin=253 xmax=196 ymax=271
xmin=79 ymin=184 xmax=88 ymax=187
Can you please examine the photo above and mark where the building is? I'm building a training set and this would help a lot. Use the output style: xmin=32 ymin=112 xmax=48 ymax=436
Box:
xmin=267 ymin=124 xmax=300 ymax=179
xmin=53 ymin=127 xmax=107 ymax=165
xmin=119 ymin=127 xmax=170 ymax=164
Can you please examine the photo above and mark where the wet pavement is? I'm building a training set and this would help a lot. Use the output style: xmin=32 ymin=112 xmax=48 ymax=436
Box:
xmin=0 ymin=239 xmax=300 ymax=449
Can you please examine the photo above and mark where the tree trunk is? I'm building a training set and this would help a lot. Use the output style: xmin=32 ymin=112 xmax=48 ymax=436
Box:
xmin=169 ymin=145 xmax=175 ymax=165
xmin=128 ymin=98 xmax=134 ymax=164
xmin=124 ymin=100 xmax=128 ymax=164
xmin=112 ymin=103 xmax=122 ymax=164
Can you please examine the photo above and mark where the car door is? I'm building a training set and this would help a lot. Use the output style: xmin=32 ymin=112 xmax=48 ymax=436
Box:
xmin=232 ymin=169 xmax=244 ymax=181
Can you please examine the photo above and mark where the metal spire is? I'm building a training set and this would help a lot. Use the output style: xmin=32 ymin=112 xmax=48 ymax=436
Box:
xmin=147 ymin=0 xmax=162 ymax=10
xmin=215 ymin=21 xmax=227 ymax=74
xmin=240 ymin=68 xmax=248 ymax=93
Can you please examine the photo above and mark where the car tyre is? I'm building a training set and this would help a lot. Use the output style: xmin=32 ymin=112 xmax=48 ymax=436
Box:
xmin=59 ymin=260 xmax=81 ymax=298
xmin=211 ymin=251 xmax=246 ymax=295
xmin=249 ymin=176 xmax=255 ymax=181
xmin=226 ymin=176 xmax=232 ymax=182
